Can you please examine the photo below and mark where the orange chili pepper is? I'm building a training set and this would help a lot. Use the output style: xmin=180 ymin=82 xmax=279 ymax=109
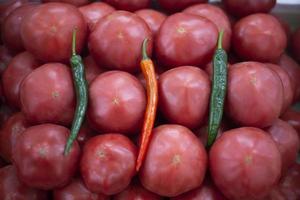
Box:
xmin=136 ymin=38 xmax=158 ymax=172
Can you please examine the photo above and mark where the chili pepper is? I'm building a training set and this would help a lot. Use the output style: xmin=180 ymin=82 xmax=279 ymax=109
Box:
xmin=207 ymin=30 xmax=228 ymax=147
xmin=136 ymin=38 xmax=158 ymax=171
xmin=64 ymin=29 xmax=88 ymax=155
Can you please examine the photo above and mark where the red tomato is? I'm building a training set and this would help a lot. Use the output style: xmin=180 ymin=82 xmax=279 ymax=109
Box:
xmin=183 ymin=3 xmax=232 ymax=51
xmin=135 ymin=9 xmax=167 ymax=36
xmin=210 ymin=127 xmax=282 ymax=200
xmin=42 ymin=0 xmax=89 ymax=7
xmin=79 ymin=2 xmax=115 ymax=32
xmin=83 ymin=55 xmax=106 ymax=85
xmin=266 ymin=119 xmax=300 ymax=173
xmin=13 ymin=124 xmax=80 ymax=190
xmin=157 ymin=0 xmax=208 ymax=12
xmin=278 ymin=164 xmax=300 ymax=199
xmin=272 ymin=14 xmax=291 ymax=42
xmin=155 ymin=13 xmax=218 ymax=68
xmin=281 ymin=109 xmax=300 ymax=135
xmin=0 ymin=165 xmax=48 ymax=200
xmin=265 ymin=63 xmax=294 ymax=114
xmin=113 ymin=181 xmax=162 ymax=200
xmin=0 ymin=0 xmax=28 ymax=24
xmin=89 ymin=11 xmax=153 ymax=73
xmin=2 ymin=51 xmax=40 ymax=109
xmin=233 ymin=14 xmax=286 ymax=62
xmin=222 ymin=0 xmax=276 ymax=18
xmin=103 ymin=0 xmax=150 ymax=11
xmin=139 ymin=124 xmax=207 ymax=197
xmin=20 ymin=63 xmax=75 ymax=126
xmin=80 ymin=134 xmax=137 ymax=195
xmin=0 ymin=112 xmax=29 ymax=162
xmin=21 ymin=2 xmax=87 ymax=62
xmin=292 ymin=27 xmax=300 ymax=63
xmin=54 ymin=178 xmax=109 ymax=200
xmin=2 ymin=3 xmax=38 ymax=53
xmin=88 ymin=71 xmax=146 ymax=135
xmin=158 ymin=66 xmax=211 ymax=129
xmin=227 ymin=62 xmax=283 ymax=128
xmin=0 ymin=45 xmax=13 ymax=75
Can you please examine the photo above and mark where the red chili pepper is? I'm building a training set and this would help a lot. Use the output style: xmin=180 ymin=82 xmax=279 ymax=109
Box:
xmin=136 ymin=38 xmax=158 ymax=172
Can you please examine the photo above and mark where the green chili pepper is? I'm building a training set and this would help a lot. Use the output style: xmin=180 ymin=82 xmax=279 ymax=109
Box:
xmin=64 ymin=29 xmax=88 ymax=155
xmin=207 ymin=30 xmax=228 ymax=148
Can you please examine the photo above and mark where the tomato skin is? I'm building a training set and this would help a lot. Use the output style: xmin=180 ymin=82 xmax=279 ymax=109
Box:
xmin=20 ymin=63 xmax=75 ymax=126
xmin=80 ymin=134 xmax=137 ymax=195
xmin=42 ymin=0 xmax=89 ymax=7
xmin=103 ymin=0 xmax=150 ymax=12
xmin=292 ymin=28 xmax=300 ymax=62
xmin=21 ymin=2 xmax=87 ymax=62
xmin=210 ymin=127 xmax=281 ymax=200
xmin=155 ymin=13 xmax=218 ymax=68
xmin=0 ymin=165 xmax=48 ymax=200
xmin=157 ymin=0 xmax=208 ymax=12
xmin=54 ymin=178 xmax=109 ymax=200
xmin=0 ymin=112 xmax=28 ymax=163
xmin=2 ymin=51 xmax=40 ymax=109
xmin=233 ymin=14 xmax=286 ymax=62
xmin=89 ymin=11 xmax=152 ymax=73
xmin=13 ymin=124 xmax=80 ymax=190
xmin=158 ymin=66 xmax=210 ymax=129
xmin=140 ymin=124 xmax=207 ymax=197
xmin=0 ymin=0 xmax=29 ymax=26
xmin=227 ymin=62 xmax=283 ymax=128
xmin=83 ymin=55 xmax=106 ymax=85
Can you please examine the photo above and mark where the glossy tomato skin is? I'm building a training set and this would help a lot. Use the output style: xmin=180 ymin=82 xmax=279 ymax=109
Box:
xmin=83 ymin=55 xmax=106 ymax=85
xmin=42 ymin=0 xmax=89 ymax=7
xmin=2 ymin=3 xmax=38 ymax=53
xmin=158 ymin=66 xmax=210 ymax=129
xmin=227 ymin=62 xmax=283 ymax=128
xmin=157 ymin=0 xmax=208 ymax=12
xmin=183 ymin=3 xmax=232 ymax=51
xmin=140 ymin=124 xmax=207 ymax=197
xmin=89 ymin=11 xmax=152 ymax=73
xmin=0 ymin=112 xmax=29 ymax=162
xmin=281 ymin=109 xmax=300 ymax=134
xmin=103 ymin=0 xmax=150 ymax=11
xmin=0 ymin=165 xmax=48 ymax=200
xmin=0 ymin=0 xmax=28 ymax=26
xmin=13 ymin=124 xmax=80 ymax=190
xmin=155 ymin=13 xmax=218 ymax=68
xmin=222 ymin=0 xmax=276 ymax=18
xmin=81 ymin=134 xmax=137 ymax=195
xmin=135 ymin=9 xmax=167 ymax=36
xmin=233 ymin=14 xmax=286 ymax=62
xmin=2 ymin=51 xmax=40 ymax=109
xmin=21 ymin=2 xmax=87 ymax=62
xmin=88 ymin=71 xmax=146 ymax=135
xmin=210 ymin=127 xmax=282 ymax=200
xmin=54 ymin=178 xmax=109 ymax=200
xmin=20 ymin=63 xmax=75 ymax=126
xmin=79 ymin=2 xmax=115 ymax=32
xmin=292 ymin=28 xmax=300 ymax=63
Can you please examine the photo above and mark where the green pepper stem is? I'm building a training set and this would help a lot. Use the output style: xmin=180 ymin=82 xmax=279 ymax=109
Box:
xmin=72 ymin=29 xmax=77 ymax=56
xmin=142 ymin=38 xmax=149 ymax=60
xmin=217 ymin=30 xmax=224 ymax=49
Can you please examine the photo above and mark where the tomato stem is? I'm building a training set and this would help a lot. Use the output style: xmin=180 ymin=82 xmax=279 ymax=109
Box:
xmin=142 ymin=38 xmax=149 ymax=60
xmin=72 ymin=28 xmax=77 ymax=56
xmin=217 ymin=30 xmax=224 ymax=49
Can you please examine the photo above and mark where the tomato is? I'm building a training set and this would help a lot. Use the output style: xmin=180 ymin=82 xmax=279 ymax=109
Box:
xmin=278 ymin=164 xmax=300 ymax=199
xmin=272 ymin=14 xmax=291 ymax=42
xmin=222 ymin=0 xmax=276 ymax=18
xmin=135 ymin=9 xmax=167 ymax=36
xmin=83 ymin=55 xmax=106 ymax=85
xmin=79 ymin=2 xmax=115 ymax=32
xmin=0 ymin=112 xmax=28 ymax=163
xmin=210 ymin=127 xmax=282 ymax=200
xmin=281 ymin=109 xmax=300 ymax=135
xmin=266 ymin=119 xmax=300 ymax=173
xmin=265 ymin=63 xmax=294 ymax=114
xmin=21 ymin=2 xmax=87 ymax=62
xmin=2 ymin=51 xmax=40 ymax=109
xmin=88 ymin=71 xmax=146 ymax=135
xmin=81 ymin=134 xmax=137 ymax=195
xmin=13 ymin=124 xmax=80 ymax=190
xmin=103 ymin=0 xmax=150 ymax=12
xmin=158 ymin=66 xmax=210 ymax=129
xmin=183 ymin=3 xmax=232 ymax=51
xmin=0 ymin=165 xmax=48 ymax=200
xmin=20 ymin=63 xmax=75 ymax=126
xmin=89 ymin=11 xmax=152 ymax=73
xmin=227 ymin=62 xmax=283 ymax=128
xmin=139 ymin=124 xmax=207 ymax=197
xmin=54 ymin=178 xmax=109 ymax=200
xmin=2 ymin=3 xmax=38 ymax=53
xmin=233 ymin=14 xmax=286 ymax=62
xmin=0 ymin=0 xmax=28 ymax=25
xmin=155 ymin=13 xmax=218 ymax=68
xmin=157 ymin=0 xmax=208 ymax=12
xmin=292 ymin=27 xmax=300 ymax=63
xmin=0 ymin=45 xmax=13 ymax=75
xmin=42 ymin=0 xmax=89 ymax=7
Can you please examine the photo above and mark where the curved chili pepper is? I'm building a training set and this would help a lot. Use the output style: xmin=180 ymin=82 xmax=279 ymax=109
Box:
xmin=136 ymin=38 xmax=158 ymax=171
xmin=64 ymin=29 xmax=88 ymax=155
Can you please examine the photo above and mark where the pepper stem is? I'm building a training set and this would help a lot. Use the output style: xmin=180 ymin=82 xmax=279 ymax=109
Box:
xmin=72 ymin=28 xmax=77 ymax=56
xmin=142 ymin=38 xmax=149 ymax=60
xmin=217 ymin=30 xmax=224 ymax=49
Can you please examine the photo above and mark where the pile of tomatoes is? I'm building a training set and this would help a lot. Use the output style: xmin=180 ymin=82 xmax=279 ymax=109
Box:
xmin=0 ymin=0 xmax=300 ymax=199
